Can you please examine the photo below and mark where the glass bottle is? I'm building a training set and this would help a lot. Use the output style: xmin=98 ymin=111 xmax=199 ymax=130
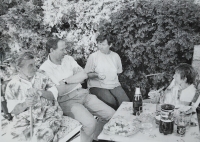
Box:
xmin=156 ymin=96 xmax=162 ymax=124
xmin=133 ymin=87 xmax=143 ymax=115
xmin=196 ymin=103 xmax=200 ymax=132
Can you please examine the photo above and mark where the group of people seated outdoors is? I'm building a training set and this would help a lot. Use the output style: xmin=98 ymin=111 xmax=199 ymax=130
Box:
xmin=2 ymin=32 xmax=200 ymax=142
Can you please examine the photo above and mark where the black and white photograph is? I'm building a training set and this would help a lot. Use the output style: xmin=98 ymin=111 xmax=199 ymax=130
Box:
xmin=1 ymin=0 xmax=200 ymax=142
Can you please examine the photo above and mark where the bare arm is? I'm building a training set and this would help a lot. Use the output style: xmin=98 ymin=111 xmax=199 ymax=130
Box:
xmin=64 ymin=70 xmax=88 ymax=84
xmin=56 ymin=84 xmax=80 ymax=96
xmin=10 ymin=89 xmax=38 ymax=115
xmin=88 ymin=72 xmax=98 ymax=79
xmin=11 ymin=90 xmax=55 ymax=115
xmin=56 ymin=66 xmax=88 ymax=96
xmin=87 ymin=72 xmax=106 ymax=80
xmin=11 ymin=102 xmax=28 ymax=115
xmin=28 ymin=88 xmax=55 ymax=101
xmin=11 ymin=97 xmax=37 ymax=115
xmin=40 ymin=90 xmax=55 ymax=100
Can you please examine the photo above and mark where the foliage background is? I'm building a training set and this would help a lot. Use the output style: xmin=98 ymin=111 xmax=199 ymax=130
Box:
xmin=1 ymin=0 xmax=200 ymax=99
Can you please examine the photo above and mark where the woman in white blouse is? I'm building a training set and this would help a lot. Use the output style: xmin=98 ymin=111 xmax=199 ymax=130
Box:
xmin=85 ymin=34 xmax=130 ymax=110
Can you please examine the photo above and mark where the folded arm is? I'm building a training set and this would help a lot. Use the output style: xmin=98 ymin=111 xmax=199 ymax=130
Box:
xmin=11 ymin=96 xmax=37 ymax=115
xmin=11 ymin=89 xmax=55 ymax=115
xmin=56 ymin=84 xmax=80 ymax=96
xmin=27 ymin=88 xmax=56 ymax=101
xmin=11 ymin=102 xmax=28 ymax=115
xmin=87 ymin=72 xmax=98 ymax=79
xmin=87 ymin=72 xmax=106 ymax=80
xmin=40 ymin=90 xmax=55 ymax=100
xmin=63 ymin=70 xmax=88 ymax=84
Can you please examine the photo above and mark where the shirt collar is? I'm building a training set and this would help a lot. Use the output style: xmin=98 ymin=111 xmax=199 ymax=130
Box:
xmin=47 ymin=55 xmax=60 ymax=68
xmin=17 ymin=74 xmax=35 ymax=87
xmin=47 ymin=55 xmax=64 ymax=68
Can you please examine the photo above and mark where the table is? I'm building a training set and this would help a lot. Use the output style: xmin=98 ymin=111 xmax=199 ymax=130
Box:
xmin=98 ymin=102 xmax=200 ymax=142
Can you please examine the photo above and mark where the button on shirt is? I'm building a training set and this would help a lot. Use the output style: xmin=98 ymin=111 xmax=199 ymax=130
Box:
xmin=40 ymin=55 xmax=82 ymax=97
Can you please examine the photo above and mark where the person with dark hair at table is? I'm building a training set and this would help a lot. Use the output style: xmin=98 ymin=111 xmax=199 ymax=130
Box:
xmin=164 ymin=63 xmax=196 ymax=107
xmin=85 ymin=33 xmax=130 ymax=110
xmin=148 ymin=63 xmax=198 ymax=108
xmin=40 ymin=37 xmax=115 ymax=142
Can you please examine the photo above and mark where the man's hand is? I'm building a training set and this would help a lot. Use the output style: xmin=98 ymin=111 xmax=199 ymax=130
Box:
xmin=25 ymin=97 xmax=37 ymax=107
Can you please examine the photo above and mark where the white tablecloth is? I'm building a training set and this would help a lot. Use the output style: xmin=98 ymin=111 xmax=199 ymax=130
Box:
xmin=98 ymin=102 xmax=200 ymax=142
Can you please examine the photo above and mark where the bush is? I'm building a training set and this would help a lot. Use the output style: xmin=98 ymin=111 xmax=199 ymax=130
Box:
xmin=98 ymin=0 xmax=200 ymax=99
xmin=0 ymin=0 xmax=130 ymax=80
xmin=0 ymin=0 xmax=47 ymax=80
xmin=1 ymin=0 xmax=200 ymax=100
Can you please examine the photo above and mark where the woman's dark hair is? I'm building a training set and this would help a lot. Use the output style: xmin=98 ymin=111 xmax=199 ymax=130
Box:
xmin=96 ymin=34 xmax=113 ymax=46
xmin=16 ymin=51 xmax=34 ymax=68
xmin=46 ymin=37 xmax=61 ymax=53
xmin=175 ymin=63 xmax=196 ymax=85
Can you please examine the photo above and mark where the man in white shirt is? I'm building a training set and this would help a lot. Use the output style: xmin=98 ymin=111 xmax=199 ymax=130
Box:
xmin=40 ymin=38 xmax=115 ymax=142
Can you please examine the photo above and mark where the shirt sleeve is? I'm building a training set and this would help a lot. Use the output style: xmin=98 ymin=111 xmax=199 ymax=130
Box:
xmin=193 ymin=95 xmax=200 ymax=108
xmin=68 ymin=56 xmax=84 ymax=75
xmin=47 ymin=86 xmax=58 ymax=100
xmin=5 ymin=81 xmax=25 ymax=113
xmin=116 ymin=54 xmax=123 ymax=74
xmin=68 ymin=56 xmax=82 ymax=69
xmin=41 ymin=72 xmax=59 ymax=100
xmin=40 ymin=65 xmax=60 ymax=85
xmin=84 ymin=54 xmax=95 ymax=73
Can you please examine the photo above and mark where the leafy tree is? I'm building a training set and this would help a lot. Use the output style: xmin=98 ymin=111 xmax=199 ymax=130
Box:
xmin=1 ymin=0 xmax=200 ymax=100
xmin=98 ymin=0 xmax=200 ymax=99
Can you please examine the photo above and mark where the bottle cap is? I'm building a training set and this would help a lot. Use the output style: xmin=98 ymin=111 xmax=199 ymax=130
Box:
xmin=135 ymin=87 xmax=141 ymax=95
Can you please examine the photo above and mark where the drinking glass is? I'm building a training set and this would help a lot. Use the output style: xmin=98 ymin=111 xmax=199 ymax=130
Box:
xmin=155 ymin=92 xmax=165 ymax=125
xmin=185 ymin=113 xmax=192 ymax=131
xmin=177 ymin=112 xmax=187 ymax=136
xmin=136 ymin=106 xmax=154 ymax=135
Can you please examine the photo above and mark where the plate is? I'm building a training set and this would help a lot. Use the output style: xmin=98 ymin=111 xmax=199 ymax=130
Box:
xmin=103 ymin=117 xmax=140 ymax=137
xmin=137 ymin=112 xmax=155 ymax=123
